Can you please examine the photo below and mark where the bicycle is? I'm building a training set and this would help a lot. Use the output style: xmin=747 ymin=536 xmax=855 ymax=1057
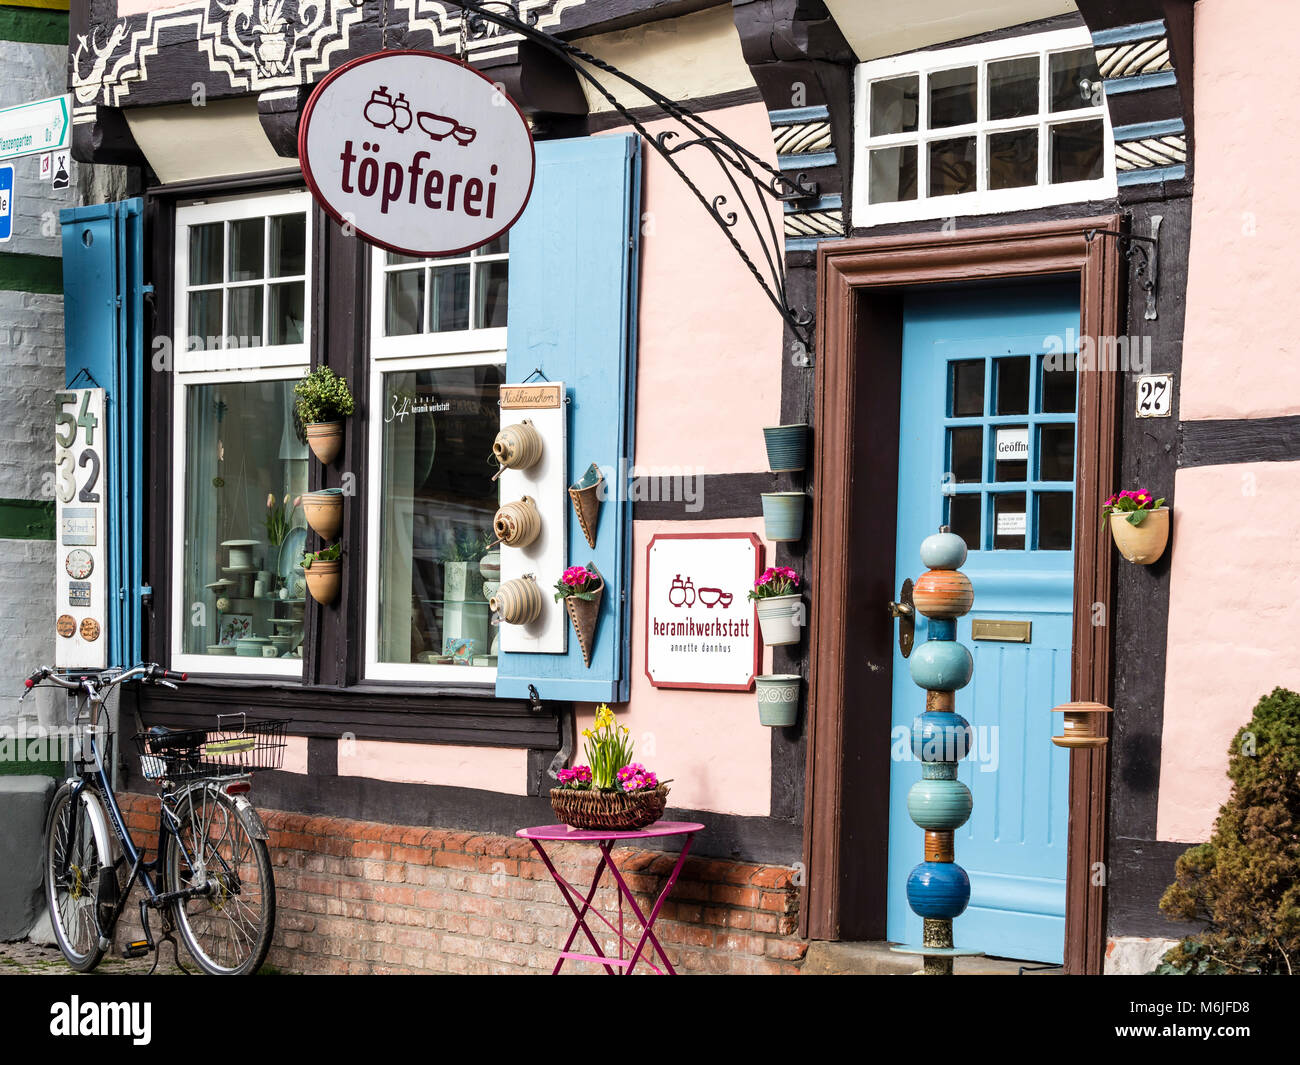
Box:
xmin=21 ymin=662 xmax=286 ymax=975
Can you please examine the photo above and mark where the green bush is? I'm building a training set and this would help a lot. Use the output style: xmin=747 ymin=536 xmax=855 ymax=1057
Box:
xmin=294 ymin=367 xmax=355 ymax=424
xmin=1157 ymin=687 xmax=1300 ymax=974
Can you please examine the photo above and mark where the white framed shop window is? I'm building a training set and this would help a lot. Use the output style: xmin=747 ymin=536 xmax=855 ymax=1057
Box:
xmin=852 ymin=27 xmax=1116 ymax=227
xmin=171 ymin=189 xmax=313 ymax=678
xmin=365 ymin=243 xmax=509 ymax=684
xmin=173 ymin=190 xmax=313 ymax=371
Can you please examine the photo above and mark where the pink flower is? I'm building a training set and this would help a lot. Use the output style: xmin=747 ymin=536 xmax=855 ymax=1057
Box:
xmin=563 ymin=566 xmax=592 ymax=587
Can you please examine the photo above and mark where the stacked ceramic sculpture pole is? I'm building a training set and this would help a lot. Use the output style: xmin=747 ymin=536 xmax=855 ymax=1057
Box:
xmin=895 ymin=528 xmax=978 ymax=975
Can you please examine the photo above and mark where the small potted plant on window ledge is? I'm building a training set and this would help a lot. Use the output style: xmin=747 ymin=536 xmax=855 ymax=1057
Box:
xmin=294 ymin=366 xmax=355 ymax=465
xmin=301 ymin=542 xmax=342 ymax=604
xmin=748 ymin=565 xmax=803 ymax=646
xmin=550 ymin=703 xmax=669 ymax=830
xmin=1103 ymin=488 xmax=1169 ymax=565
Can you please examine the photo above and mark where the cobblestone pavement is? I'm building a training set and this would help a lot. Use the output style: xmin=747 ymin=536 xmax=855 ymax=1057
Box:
xmin=1 ymin=939 xmax=196 ymax=975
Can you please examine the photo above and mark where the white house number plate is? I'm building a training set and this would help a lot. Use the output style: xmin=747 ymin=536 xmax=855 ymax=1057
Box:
xmin=1136 ymin=373 xmax=1173 ymax=418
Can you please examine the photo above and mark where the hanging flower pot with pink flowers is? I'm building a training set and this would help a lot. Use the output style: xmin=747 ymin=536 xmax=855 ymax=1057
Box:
xmin=1102 ymin=488 xmax=1169 ymax=565
xmin=748 ymin=565 xmax=804 ymax=646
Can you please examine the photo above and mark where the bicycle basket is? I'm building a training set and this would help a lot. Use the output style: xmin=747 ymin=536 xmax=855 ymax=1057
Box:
xmin=133 ymin=716 xmax=289 ymax=782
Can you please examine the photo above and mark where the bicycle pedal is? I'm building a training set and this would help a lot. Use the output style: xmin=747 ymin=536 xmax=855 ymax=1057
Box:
xmin=123 ymin=940 xmax=151 ymax=959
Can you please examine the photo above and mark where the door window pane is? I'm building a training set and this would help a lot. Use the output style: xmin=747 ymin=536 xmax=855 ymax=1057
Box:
xmin=180 ymin=379 xmax=308 ymax=662
xmin=949 ymin=426 xmax=983 ymax=484
xmin=929 ymin=137 xmax=976 ymax=197
xmin=947 ymin=493 xmax=981 ymax=552
xmin=988 ymin=128 xmax=1038 ymax=190
xmin=994 ymin=425 xmax=1028 ymax=482
xmin=229 ymin=218 xmax=264 ymax=282
xmin=376 ymin=364 xmax=504 ymax=667
xmin=929 ymin=66 xmax=977 ymax=128
xmin=995 ymin=356 xmax=1031 ymax=415
xmin=1036 ymin=492 xmax=1073 ymax=550
xmin=992 ymin=492 xmax=1027 ymax=550
xmin=950 ymin=359 xmax=985 ymax=417
xmin=1038 ymin=424 xmax=1075 ymax=482
xmin=988 ymin=56 xmax=1039 ymax=120
xmin=1040 ymin=358 xmax=1077 ymax=413
xmin=869 ymin=145 xmax=918 ymax=204
xmin=1049 ymin=48 xmax=1101 ymax=112
xmin=871 ymin=75 xmax=919 ymax=136
xmin=1050 ymin=120 xmax=1104 ymax=183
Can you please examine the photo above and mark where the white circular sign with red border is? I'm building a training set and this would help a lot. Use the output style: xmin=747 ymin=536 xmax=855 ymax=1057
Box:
xmin=299 ymin=50 xmax=535 ymax=257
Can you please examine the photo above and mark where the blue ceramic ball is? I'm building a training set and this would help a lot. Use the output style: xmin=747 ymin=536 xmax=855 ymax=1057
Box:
xmin=919 ymin=531 xmax=968 ymax=571
xmin=906 ymin=861 xmax=971 ymax=919
xmin=909 ymin=640 xmax=974 ymax=691
xmin=911 ymin=712 xmax=972 ymax=762
xmin=906 ymin=778 xmax=973 ymax=830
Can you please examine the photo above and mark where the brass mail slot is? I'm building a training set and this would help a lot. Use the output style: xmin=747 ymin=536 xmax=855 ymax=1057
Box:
xmin=971 ymin=618 xmax=1032 ymax=643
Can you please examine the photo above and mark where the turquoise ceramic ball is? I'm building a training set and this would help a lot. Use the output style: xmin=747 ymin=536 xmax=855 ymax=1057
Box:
xmin=906 ymin=861 xmax=971 ymax=919
xmin=909 ymin=639 xmax=974 ymax=691
xmin=919 ymin=531 xmax=968 ymax=571
xmin=907 ymin=778 xmax=973 ymax=830
xmin=911 ymin=711 xmax=972 ymax=762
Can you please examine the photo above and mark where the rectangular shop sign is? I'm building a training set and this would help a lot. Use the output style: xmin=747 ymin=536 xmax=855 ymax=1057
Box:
xmin=645 ymin=532 xmax=762 ymax=691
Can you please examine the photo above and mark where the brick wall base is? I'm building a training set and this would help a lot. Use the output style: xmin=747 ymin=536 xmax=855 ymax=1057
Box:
xmin=115 ymin=793 xmax=807 ymax=975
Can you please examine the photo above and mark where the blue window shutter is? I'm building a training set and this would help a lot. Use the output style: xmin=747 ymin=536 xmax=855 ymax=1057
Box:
xmin=60 ymin=199 xmax=146 ymax=668
xmin=496 ymin=133 xmax=641 ymax=703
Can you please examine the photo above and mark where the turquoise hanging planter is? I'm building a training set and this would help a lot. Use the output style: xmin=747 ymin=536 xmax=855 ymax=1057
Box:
xmin=761 ymin=492 xmax=806 ymax=542
xmin=762 ymin=424 xmax=808 ymax=473
xmin=756 ymin=674 xmax=800 ymax=726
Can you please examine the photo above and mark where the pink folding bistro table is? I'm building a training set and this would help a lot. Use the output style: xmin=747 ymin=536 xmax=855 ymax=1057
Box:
xmin=517 ymin=821 xmax=704 ymax=975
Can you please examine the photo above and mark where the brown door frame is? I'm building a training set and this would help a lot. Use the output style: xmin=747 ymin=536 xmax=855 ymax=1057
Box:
xmin=801 ymin=216 xmax=1123 ymax=975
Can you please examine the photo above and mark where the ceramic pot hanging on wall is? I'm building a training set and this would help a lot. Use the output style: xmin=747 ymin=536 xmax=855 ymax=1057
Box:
xmin=490 ymin=575 xmax=543 ymax=625
xmin=1109 ymin=507 xmax=1170 ymax=565
xmin=305 ymin=422 xmax=344 ymax=465
xmin=493 ymin=496 xmax=541 ymax=549
xmin=302 ymin=489 xmax=343 ymax=541
xmin=492 ymin=419 xmax=543 ymax=479
xmin=304 ymin=559 xmax=341 ymax=605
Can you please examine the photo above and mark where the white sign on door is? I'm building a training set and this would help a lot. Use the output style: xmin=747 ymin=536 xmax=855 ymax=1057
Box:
xmin=995 ymin=426 xmax=1029 ymax=460
xmin=299 ymin=50 xmax=535 ymax=257
xmin=54 ymin=388 xmax=107 ymax=668
xmin=645 ymin=533 xmax=762 ymax=691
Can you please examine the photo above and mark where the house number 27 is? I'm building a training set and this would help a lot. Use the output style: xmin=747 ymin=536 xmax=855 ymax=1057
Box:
xmin=1135 ymin=373 xmax=1173 ymax=418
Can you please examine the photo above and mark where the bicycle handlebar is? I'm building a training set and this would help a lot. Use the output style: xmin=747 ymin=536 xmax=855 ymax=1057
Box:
xmin=20 ymin=662 xmax=187 ymax=700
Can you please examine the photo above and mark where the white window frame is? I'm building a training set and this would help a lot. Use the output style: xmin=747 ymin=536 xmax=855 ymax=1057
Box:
xmin=852 ymin=27 xmax=1116 ymax=228
xmin=369 ymin=244 xmax=508 ymax=360
xmin=174 ymin=190 xmax=313 ymax=373
xmin=366 ymin=246 xmax=506 ymax=685
xmin=171 ymin=190 xmax=312 ymax=678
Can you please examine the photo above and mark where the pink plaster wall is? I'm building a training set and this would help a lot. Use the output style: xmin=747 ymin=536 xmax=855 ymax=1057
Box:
xmin=1158 ymin=461 xmax=1300 ymax=842
xmin=281 ymin=735 xmax=309 ymax=775
xmin=1180 ymin=0 xmax=1300 ymax=420
xmin=568 ymin=518 xmax=778 ymax=818
xmin=338 ymin=739 xmax=528 ymax=795
xmin=609 ymin=105 xmax=785 ymax=474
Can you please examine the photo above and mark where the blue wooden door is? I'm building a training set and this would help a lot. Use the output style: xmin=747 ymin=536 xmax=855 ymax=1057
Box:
xmin=888 ymin=281 xmax=1078 ymax=964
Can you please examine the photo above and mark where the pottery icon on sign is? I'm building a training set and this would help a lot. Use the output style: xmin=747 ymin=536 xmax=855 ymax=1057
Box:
xmin=362 ymin=86 xmax=476 ymax=146
xmin=416 ymin=112 xmax=477 ymax=146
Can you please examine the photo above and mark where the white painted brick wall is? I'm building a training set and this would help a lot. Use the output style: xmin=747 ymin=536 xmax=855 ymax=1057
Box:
xmin=0 ymin=540 xmax=60 ymax=729
xmin=0 ymin=289 xmax=64 ymax=502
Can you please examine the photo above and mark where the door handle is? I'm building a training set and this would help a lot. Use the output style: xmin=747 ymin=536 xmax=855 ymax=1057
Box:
xmin=888 ymin=577 xmax=915 ymax=658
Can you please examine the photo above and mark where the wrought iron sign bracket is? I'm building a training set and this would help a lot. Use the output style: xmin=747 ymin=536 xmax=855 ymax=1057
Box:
xmin=1084 ymin=214 xmax=1162 ymax=321
xmin=447 ymin=1 xmax=817 ymax=349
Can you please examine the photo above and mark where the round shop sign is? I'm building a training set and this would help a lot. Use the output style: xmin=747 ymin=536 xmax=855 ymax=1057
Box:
xmin=299 ymin=50 xmax=536 ymax=257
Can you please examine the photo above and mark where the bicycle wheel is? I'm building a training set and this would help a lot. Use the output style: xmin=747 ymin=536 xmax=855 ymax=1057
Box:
xmin=44 ymin=783 xmax=110 ymax=972
xmin=165 ymin=785 xmax=275 ymax=975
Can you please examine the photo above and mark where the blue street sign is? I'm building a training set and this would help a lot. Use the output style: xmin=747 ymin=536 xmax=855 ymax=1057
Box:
xmin=0 ymin=165 xmax=13 ymax=243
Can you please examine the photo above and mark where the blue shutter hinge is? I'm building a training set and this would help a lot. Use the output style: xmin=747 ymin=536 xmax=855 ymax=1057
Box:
xmin=139 ymin=585 xmax=153 ymax=605
xmin=527 ymin=684 xmax=543 ymax=713
xmin=142 ymin=283 xmax=155 ymax=294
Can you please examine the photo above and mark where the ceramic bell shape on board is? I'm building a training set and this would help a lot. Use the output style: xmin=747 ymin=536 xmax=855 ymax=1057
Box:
xmin=493 ymin=496 xmax=541 ymax=549
xmin=490 ymin=575 xmax=543 ymax=625
xmin=491 ymin=419 xmax=543 ymax=480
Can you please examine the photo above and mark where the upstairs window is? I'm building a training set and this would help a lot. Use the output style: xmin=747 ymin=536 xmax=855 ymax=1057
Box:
xmin=854 ymin=27 xmax=1114 ymax=226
